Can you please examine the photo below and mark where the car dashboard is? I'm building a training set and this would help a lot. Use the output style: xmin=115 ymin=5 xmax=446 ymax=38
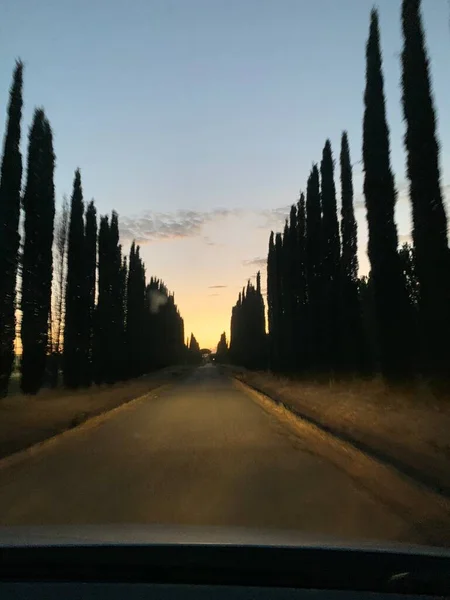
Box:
xmin=0 ymin=528 xmax=448 ymax=599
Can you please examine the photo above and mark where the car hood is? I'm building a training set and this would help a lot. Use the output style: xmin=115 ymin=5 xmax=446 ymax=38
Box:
xmin=0 ymin=524 xmax=448 ymax=556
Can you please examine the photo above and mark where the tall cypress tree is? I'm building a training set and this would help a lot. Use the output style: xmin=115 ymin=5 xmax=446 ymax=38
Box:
xmin=126 ymin=242 xmax=147 ymax=378
xmin=296 ymin=192 xmax=307 ymax=371
xmin=216 ymin=332 xmax=228 ymax=363
xmin=340 ymin=131 xmax=365 ymax=374
xmin=320 ymin=140 xmax=341 ymax=372
xmin=228 ymin=278 xmax=266 ymax=369
xmin=107 ymin=211 xmax=123 ymax=383
xmin=83 ymin=199 xmax=97 ymax=385
xmin=93 ymin=215 xmax=110 ymax=384
xmin=305 ymin=165 xmax=322 ymax=371
xmin=363 ymin=9 xmax=413 ymax=379
xmin=21 ymin=111 xmax=55 ymax=394
xmin=274 ymin=232 xmax=284 ymax=370
xmin=0 ymin=61 xmax=23 ymax=396
xmin=118 ymin=253 xmax=128 ymax=379
xmin=267 ymin=231 xmax=276 ymax=369
xmin=280 ymin=218 xmax=293 ymax=370
xmin=401 ymin=0 xmax=450 ymax=378
xmin=63 ymin=170 xmax=85 ymax=388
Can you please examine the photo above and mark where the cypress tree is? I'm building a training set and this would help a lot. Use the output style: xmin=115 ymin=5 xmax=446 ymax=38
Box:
xmin=93 ymin=215 xmax=110 ymax=384
xmin=320 ymin=140 xmax=341 ymax=372
xmin=63 ymin=170 xmax=85 ymax=388
xmin=188 ymin=333 xmax=202 ymax=364
xmin=21 ymin=111 xmax=55 ymax=394
xmin=267 ymin=231 xmax=276 ymax=369
xmin=296 ymin=192 xmax=307 ymax=371
xmin=228 ymin=278 xmax=266 ymax=370
xmin=280 ymin=219 xmax=292 ymax=370
xmin=118 ymin=253 xmax=128 ymax=379
xmin=286 ymin=207 xmax=300 ymax=371
xmin=401 ymin=0 xmax=450 ymax=378
xmin=274 ymin=232 xmax=284 ymax=370
xmin=305 ymin=165 xmax=322 ymax=371
xmin=0 ymin=61 xmax=23 ymax=396
xmin=83 ymin=199 xmax=97 ymax=385
xmin=340 ymin=133 xmax=358 ymax=284
xmin=126 ymin=242 xmax=147 ymax=378
xmin=216 ymin=332 xmax=228 ymax=363
xmin=363 ymin=9 xmax=413 ymax=380
xmin=107 ymin=211 xmax=123 ymax=383
xmin=340 ymin=131 xmax=365 ymax=374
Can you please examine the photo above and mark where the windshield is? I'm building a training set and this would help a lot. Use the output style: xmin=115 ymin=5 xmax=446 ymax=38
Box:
xmin=0 ymin=0 xmax=449 ymax=550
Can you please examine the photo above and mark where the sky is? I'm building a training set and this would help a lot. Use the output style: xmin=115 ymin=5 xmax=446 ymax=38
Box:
xmin=2 ymin=0 xmax=450 ymax=349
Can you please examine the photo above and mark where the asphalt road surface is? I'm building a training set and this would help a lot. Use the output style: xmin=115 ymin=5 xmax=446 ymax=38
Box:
xmin=0 ymin=365 xmax=420 ymax=543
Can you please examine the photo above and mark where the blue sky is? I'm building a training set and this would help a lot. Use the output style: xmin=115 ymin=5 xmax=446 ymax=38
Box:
xmin=2 ymin=0 xmax=450 ymax=347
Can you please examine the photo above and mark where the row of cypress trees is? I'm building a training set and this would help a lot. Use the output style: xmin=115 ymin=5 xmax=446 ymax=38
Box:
xmin=229 ymin=272 xmax=266 ymax=369
xmin=215 ymin=332 xmax=228 ymax=363
xmin=0 ymin=62 xmax=189 ymax=396
xmin=229 ymin=0 xmax=450 ymax=384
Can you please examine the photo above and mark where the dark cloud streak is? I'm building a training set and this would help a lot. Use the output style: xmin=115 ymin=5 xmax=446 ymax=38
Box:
xmin=242 ymin=257 xmax=266 ymax=268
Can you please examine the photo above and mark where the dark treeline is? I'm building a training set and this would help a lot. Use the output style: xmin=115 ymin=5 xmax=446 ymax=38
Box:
xmin=229 ymin=272 xmax=266 ymax=369
xmin=215 ymin=332 xmax=228 ymax=363
xmin=187 ymin=333 xmax=202 ymax=365
xmin=0 ymin=64 xmax=192 ymax=396
xmin=229 ymin=0 xmax=450 ymax=385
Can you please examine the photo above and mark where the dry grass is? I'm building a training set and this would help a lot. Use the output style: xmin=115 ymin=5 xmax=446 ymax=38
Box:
xmin=229 ymin=367 xmax=450 ymax=496
xmin=0 ymin=366 xmax=192 ymax=460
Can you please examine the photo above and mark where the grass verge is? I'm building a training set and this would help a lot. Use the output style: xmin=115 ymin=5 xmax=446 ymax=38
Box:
xmin=226 ymin=366 xmax=450 ymax=499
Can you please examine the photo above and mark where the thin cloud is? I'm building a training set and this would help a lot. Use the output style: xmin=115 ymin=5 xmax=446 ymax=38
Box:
xmin=258 ymin=205 xmax=290 ymax=229
xmin=242 ymin=257 xmax=266 ymax=268
xmin=208 ymin=285 xmax=227 ymax=289
xmin=119 ymin=208 xmax=241 ymax=244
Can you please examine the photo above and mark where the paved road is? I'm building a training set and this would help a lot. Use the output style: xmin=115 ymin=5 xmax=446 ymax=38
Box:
xmin=0 ymin=365 xmax=419 ymax=543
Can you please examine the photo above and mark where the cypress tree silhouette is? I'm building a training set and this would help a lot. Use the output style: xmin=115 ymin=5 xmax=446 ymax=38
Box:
xmin=0 ymin=61 xmax=23 ymax=396
xmin=401 ymin=0 xmax=450 ymax=379
xmin=339 ymin=131 xmax=366 ymax=374
xmin=320 ymin=140 xmax=341 ymax=373
xmin=107 ymin=211 xmax=124 ymax=383
xmin=305 ymin=165 xmax=322 ymax=371
xmin=84 ymin=199 xmax=97 ymax=385
xmin=63 ymin=170 xmax=85 ymax=388
xmin=126 ymin=242 xmax=147 ymax=378
xmin=296 ymin=192 xmax=307 ymax=371
xmin=21 ymin=111 xmax=55 ymax=394
xmin=216 ymin=332 xmax=228 ymax=363
xmin=363 ymin=9 xmax=413 ymax=380
xmin=273 ymin=233 xmax=284 ymax=370
xmin=229 ymin=275 xmax=266 ymax=369
xmin=267 ymin=231 xmax=276 ymax=369
xmin=285 ymin=207 xmax=300 ymax=371
xmin=188 ymin=333 xmax=202 ymax=364
xmin=93 ymin=215 xmax=110 ymax=384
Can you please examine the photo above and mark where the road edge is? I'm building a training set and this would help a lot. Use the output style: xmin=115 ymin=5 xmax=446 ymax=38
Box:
xmin=0 ymin=380 xmax=177 ymax=473
xmin=233 ymin=376 xmax=450 ymax=546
